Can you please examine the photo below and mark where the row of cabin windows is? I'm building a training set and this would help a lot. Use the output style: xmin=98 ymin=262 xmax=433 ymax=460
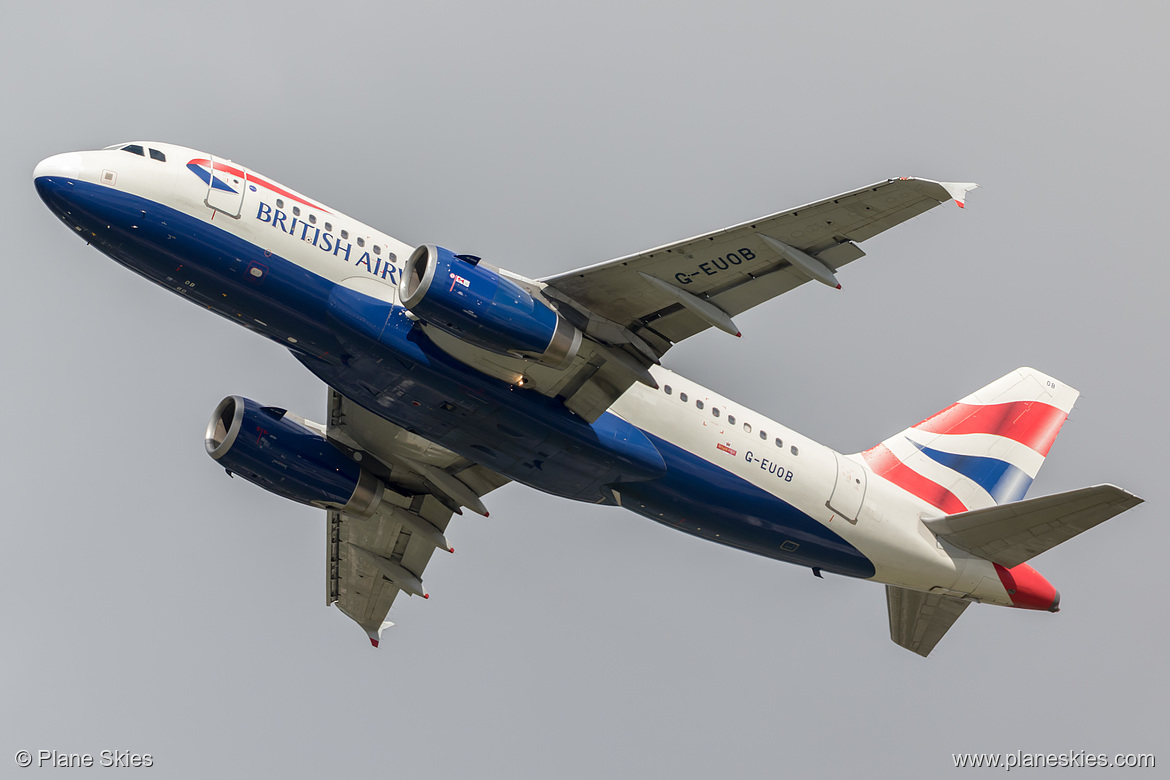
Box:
xmin=662 ymin=384 xmax=799 ymax=456
xmin=274 ymin=199 xmax=396 ymax=261
xmin=121 ymin=144 xmax=166 ymax=162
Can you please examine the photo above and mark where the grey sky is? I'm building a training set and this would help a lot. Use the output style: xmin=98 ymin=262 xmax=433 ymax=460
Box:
xmin=3 ymin=2 xmax=1166 ymax=777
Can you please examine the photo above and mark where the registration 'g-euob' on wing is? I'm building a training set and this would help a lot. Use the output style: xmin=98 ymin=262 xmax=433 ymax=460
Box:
xmin=34 ymin=144 xmax=1143 ymax=656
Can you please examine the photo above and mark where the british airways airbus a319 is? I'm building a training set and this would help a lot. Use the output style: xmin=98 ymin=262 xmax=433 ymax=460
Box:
xmin=33 ymin=142 xmax=1143 ymax=656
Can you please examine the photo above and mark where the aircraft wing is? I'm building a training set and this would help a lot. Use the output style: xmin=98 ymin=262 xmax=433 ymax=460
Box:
xmin=324 ymin=388 xmax=510 ymax=645
xmin=542 ymin=178 xmax=976 ymax=354
xmin=886 ymin=585 xmax=970 ymax=657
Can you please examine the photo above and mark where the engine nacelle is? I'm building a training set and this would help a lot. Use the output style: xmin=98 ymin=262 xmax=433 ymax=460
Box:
xmin=399 ymin=244 xmax=582 ymax=367
xmin=205 ymin=396 xmax=382 ymax=516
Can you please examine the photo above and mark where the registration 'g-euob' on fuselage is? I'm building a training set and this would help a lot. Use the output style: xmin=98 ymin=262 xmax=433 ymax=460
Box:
xmin=35 ymin=142 xmax=1142 ymax=656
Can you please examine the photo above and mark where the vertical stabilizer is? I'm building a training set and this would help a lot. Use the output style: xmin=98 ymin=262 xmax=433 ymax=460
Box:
xmin=860 ymin=368 xmax=1078 ymax=515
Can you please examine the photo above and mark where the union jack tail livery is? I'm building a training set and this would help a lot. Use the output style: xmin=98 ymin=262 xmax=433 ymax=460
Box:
xmin=861 ymin=368 xmax=1078 ymax=515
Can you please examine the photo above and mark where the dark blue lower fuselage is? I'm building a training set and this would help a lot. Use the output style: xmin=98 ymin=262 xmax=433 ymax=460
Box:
xmin=35 ymin=176 xmax=874 ymax=578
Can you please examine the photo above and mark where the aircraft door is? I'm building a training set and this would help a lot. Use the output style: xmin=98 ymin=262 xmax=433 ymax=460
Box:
xmin=828 ymin=451 xmax=867 ymax=522
xmin=204 ymin=156 xmax=248 ymax=218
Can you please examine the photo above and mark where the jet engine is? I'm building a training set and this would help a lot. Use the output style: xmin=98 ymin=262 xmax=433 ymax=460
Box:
xmin=399 ymin=244 xmax=582 ymax=367
xmin=204 ymin=396 xmax=383 ymax=517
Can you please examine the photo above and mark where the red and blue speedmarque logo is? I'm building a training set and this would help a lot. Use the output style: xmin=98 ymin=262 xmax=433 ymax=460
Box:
xmin=186 ymin=158 xmax=328 ymax=212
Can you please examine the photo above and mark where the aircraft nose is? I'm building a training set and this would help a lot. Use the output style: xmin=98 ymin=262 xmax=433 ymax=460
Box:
xmin=34 ymin=152 xmax=83 ymax=182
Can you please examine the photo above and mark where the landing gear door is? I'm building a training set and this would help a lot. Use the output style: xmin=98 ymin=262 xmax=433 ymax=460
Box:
xmin=204 ymin=156 xmax=247 ymax=218
xmin=828 ymin=451 xmax=867 ymax=522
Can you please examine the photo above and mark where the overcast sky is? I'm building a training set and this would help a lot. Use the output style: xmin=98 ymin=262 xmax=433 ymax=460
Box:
xmin=3 ymin=2 xmax=1167 ymax=777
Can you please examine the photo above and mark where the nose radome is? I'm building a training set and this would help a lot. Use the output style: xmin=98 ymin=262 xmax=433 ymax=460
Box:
xmin=34 ymin=152 xmax=83 ymax=181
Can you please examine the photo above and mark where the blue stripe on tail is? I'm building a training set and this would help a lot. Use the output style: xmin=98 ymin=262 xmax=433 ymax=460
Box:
xmin=907 ymin=439 xmax=1034 ymax=504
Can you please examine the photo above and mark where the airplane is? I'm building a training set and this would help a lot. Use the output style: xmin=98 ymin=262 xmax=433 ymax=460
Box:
xmin=33 ymin=142 xmax=1143 ymax=656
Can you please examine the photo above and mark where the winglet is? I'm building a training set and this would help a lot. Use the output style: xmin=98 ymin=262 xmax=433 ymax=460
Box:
xmin=939 ymin=181 xmax=978 ymax=208
xmin=366 ymin=620 xmax=395 ymax=648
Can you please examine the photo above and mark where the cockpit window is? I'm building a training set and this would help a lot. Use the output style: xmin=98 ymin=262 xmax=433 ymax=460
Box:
xmin=149 ymin=148 xmax=166 ymax=162
xmin=122 ymin=144 xmax=145 ymax=157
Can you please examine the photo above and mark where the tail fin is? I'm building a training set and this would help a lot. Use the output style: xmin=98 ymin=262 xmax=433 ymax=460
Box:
xmin=860 ymin=368 xmax=1079 ymax=515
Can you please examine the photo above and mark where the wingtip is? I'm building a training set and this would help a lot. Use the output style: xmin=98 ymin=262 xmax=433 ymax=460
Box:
xmin=735 ymin=331 xmax=742 ymax=338
xmin=939 ymin=181 xmax=978 ymax=208
xmin=835 ymin=283 xmax=842 ymax=290
xmin=366 ymin=620 xmax=394 ymax=647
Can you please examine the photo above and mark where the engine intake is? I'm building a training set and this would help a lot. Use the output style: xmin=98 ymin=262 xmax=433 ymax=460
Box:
xmin=400 ymin=244 xmax=581 ymax=367
xmin=205 ymin=396 xmax=382 ymax=516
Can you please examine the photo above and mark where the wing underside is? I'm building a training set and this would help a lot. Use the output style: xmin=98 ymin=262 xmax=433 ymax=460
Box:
xmin=325 ymin=388 xmax=509 ymax=645
xmin=542 ymin=177 xmax=975 ymax=350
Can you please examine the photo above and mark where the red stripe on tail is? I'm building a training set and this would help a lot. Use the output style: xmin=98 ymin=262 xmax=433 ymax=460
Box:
xmin=862 ymin=444 xmax=968 ymax=515
xmin=912 ymin=401 xmax=1068 ymax=456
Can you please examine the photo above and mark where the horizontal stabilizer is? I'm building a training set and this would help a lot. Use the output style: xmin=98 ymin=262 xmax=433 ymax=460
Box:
xmin=887 ymin=585 xmax=970 ymax=657
xmin=924 ymin=484 xmax=1143 ymax=568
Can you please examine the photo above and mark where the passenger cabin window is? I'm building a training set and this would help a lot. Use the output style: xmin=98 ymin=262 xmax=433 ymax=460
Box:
xmin=790 ymin=445 xmax=799 ymax=456
xmin=121 ymin=144 xmax=145 ymax=156
xmin=324 ymin=222 xmax=333 ymax=232
xmin=743 ymin=422 xmax=752 ymax=433
xmin=727 ymin=414 xmax=735 ymax=425
xmin=711 ymin=407 xmax=720 ymax=417
xmin=759 ymin=430 xmax=767 ymax=440
xmin=373 ymin=245 xmax=381 ymax=255
xmin=341 ymin=230 xmax=349 ymax=239
xmin=664 ymin=385 xmax=672 ymax=395
xmin=308 ymin=214 xmax=317 ymax=224
xmin=696 ymin=399 xmax=704 ymax=410
xmin=292 ymin=206 xmax=301 ymax=216
xmin=357 ymin=237 xmax=366 ymax=247
xmin=775 ymin=437 xmax=783 ymax=448
xmin=680 ymin=392 xmax=688 ymax=402
xmin=148 ymin=148 xmax=166 ymax=162
xmin=276 ymin=199 xmax=284 ymax=209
